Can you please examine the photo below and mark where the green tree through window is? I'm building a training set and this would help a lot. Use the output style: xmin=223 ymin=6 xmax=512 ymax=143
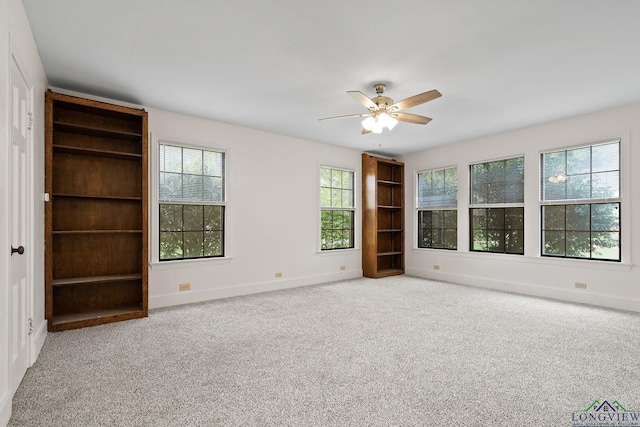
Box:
xmin=541 ymin=140 xmax=620 ymax=261
xmin=320 ymin=167 xmax=355 ymax=250
xmin=470 ymin=157 xmax=524 ymax=254
xmin=159 ymin=143 xmax=225 ymax=260
xmin=417 ymin=167 xmax=457 ymax=249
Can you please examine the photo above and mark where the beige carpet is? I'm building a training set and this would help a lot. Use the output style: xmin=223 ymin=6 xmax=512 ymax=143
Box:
xmin=9 ymin=276 xmax=640 ymax=426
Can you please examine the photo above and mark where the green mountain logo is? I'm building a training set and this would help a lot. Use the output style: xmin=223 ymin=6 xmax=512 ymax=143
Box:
xmin=579 ymin=400 xmax=634 ymax=413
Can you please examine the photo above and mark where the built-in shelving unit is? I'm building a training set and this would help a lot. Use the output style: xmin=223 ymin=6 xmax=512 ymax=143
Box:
xmin=45 ymin=90 xmax=148 ymax=331
xmin=362 ymin=153 xmax=405 ymax=278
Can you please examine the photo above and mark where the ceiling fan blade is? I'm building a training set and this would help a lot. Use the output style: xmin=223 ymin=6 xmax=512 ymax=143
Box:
xmin=347 ymin=91 xmax=378 ymax=111
xmin=390 ymin=89 xmax=442 ymax=111
xmin=362 ymin=128 xmax=371 ymax=135
xmin=319 ymin=113 xmax=370 ymax=121
xmin=394 ymin=112 xmax=432 ymax=125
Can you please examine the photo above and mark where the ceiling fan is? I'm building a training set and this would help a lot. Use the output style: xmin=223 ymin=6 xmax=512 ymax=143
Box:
xmin=319 ymin=83 xmax=442 ymax=134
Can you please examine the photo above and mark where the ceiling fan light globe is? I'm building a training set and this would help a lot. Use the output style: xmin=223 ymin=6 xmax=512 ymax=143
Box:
xmin=377 ymin=112 xmax=390 ymax=127
xmin=377 ymin=112 xmax=399 ymax=131
xmin=371 ymin=122 xmax=383 ymax=133
xmin=386 ymin=116 xmax=399 ymax=130
xmin=362 ymin=116 xmax=376 ymax=131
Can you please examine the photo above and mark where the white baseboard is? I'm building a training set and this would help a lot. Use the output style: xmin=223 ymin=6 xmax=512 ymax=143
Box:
xmin=0 ymin=389 xmax=11 ymax=427
xmin=0 ymin=320 xmax=47 ymax=427
xmin=406 ymin=267 xmax=640 ymax=313
xmin=30 ymin=318 xmax=47 ymax=365
xmin=150 ymin=269 xmax=362 ymax=309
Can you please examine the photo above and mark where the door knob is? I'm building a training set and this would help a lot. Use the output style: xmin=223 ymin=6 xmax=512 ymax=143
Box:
xmin=11 ymin=245 xmax=24 ymax=255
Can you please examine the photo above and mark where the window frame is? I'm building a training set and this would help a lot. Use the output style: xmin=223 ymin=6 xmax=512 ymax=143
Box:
xmin=539 ymin=139 xmax=621 ymax=262
xmin=469 ymin=155 xmax=525 ymax=255
xmin=416 ymin=166 xmax=458 ymax=250
xmin=157 ymin=140 xmax=227 ymax=262
xmin=319 ymin=165 xmax=356 ymax=251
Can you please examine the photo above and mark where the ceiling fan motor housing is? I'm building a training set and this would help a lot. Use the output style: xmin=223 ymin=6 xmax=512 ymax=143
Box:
xmin=372 ymin=84 xmax=393 ymax=109
xmin=373 ymin=96 xmax=394 ymax=109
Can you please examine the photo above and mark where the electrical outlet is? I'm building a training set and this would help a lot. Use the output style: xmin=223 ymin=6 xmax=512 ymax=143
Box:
xmin=275 ymin=272 xmax=282 ymax=278
xmin=340 ymin=265 xmax=346 ymax=271
xmin=575 ymin=282 xmax=587 ymax=289
xmin=433 ymin=265 xmax=440 ymax=270
xmin=179 ymin=282 xmax=191 ymax=291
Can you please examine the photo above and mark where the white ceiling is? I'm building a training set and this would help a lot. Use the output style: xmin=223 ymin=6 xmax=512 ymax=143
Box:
xmin=22 ymin=0 xmax=640 ymax=156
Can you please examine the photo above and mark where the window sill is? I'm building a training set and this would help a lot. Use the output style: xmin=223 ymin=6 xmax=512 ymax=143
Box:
xmin=410 ymin=248 xmax=633 ymax=271
xmin=317 ymin=248 xmax=361 ymax=256
xmin=150 ymin=256 xmax=234 ymax=270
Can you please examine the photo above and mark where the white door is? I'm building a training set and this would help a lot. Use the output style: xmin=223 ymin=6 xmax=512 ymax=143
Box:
xmin=9 ymin=52 xmax=32 ymax=393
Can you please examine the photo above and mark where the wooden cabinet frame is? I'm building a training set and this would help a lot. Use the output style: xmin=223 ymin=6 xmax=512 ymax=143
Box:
xmin=45 ymin=91 xmax=148 ymax=331
xmin=362 ymin=153 xmax=405 ymax=278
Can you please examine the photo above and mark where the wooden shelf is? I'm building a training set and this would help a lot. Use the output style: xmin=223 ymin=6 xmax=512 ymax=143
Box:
xmin=377 ymin=251 xmax=403 ymax=256
xmin=53 ymin=121 xmax=142 ymax=141
xmin=53 ymin=230 xmax=142 ymax=235
xmin=52 ymin=274 xmax=143 ymax=287
xmin=375 ymin=269 xmax=404 ymax=278
xmin=50 ymin=306 xmax=146 ymax=331
xmin=378 ymin=205 xmax=402 ymax=209
xmin=378 ymin=229 xmax=402 ymax=232
xmin=378 ymin=180 xmax=402 ymax=186
xmin=52 ymin=193 xmax=142 ymax=201
xmin=53 ymin=144 xmax=142 ymax=160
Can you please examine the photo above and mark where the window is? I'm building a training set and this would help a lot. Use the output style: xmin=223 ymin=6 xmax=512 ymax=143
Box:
xmin=159 ymin=143 xmax=225 ymax=260
xmin=417 ymin=167 xmax=457 ymax=249
xmin=470 ymin=157 xmax=524 ymax=254
xmin=541 ymin=140 xmax=620 ymax=261
xmin=320 ymin=166 xmax=355 ymax=250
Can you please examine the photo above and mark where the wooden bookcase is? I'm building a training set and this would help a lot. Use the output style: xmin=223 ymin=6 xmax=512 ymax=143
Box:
xmin=362 ymin=153 xmax=405 ymax=278
xmin=45 ymin=91 xmax=148 ymax=331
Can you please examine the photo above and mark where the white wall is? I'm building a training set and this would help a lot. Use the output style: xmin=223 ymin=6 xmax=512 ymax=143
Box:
xmin=1 ymin=0 xmax=48 ymax=425
xmin=401 ymin=102 xmax=640 ymax=312
xmin=147 ymin=108 xmax=362 ymax=308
